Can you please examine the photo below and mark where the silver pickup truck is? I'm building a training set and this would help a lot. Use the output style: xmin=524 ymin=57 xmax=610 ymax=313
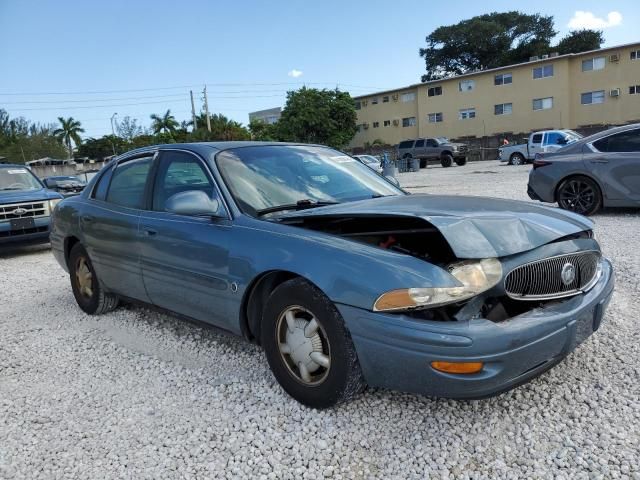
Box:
xmin=499 ymin=130 xmax=582 ymax=165
xmin=397 ymin=137 xmax=468 ymax=168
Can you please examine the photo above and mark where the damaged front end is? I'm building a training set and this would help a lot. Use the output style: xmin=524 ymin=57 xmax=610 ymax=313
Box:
xmin=278 ymin=211 xmax=601 ymax=324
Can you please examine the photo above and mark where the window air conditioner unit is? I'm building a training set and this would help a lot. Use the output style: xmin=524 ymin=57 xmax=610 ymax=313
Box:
xmin=550 ymin=52 xmax=559 ymax=58
xmin=392 ymin=118 xmax=400 ymax=126
xmin=362 ymin=99 xmax=368 ymax=106
xmin=610 ymin=88 xmax=621 ymax=97
xmin=363 ymin=123 xmax=370 ymax=129
xmin=541 ymin=54 xmax=549 ymax=59
xmin=392 ymin=93 xmax=399 ymax=101
xmin=609 ymin=53 xmax=620 ymax=63
xmin=529 ymin=56 xmax=539 ymax=61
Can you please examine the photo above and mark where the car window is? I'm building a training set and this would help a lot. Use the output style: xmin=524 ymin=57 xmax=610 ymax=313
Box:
xmin=531 ymin=134 xmax=543 ymax=144
xmin=0 ymin=167 xmax=43 ymax=191
xmin=153 ymin=151 xmax=215 ymax=211
xmin=93 ymin=165 xmax=114 ymax=201
xmin=426 ymin=139 xmax=438 ymax=147
xmin=544 ymin=132 xmax=563 ymax=146
xmin=414 ymin=139 xmax=425 ymax=148
xmin=105 ymin=157 xmax=153 ymax=209
xmin=593 ymin=129 xmax=640 ymax=153
xmin=398 ymin=140 xmax=414 ymax=149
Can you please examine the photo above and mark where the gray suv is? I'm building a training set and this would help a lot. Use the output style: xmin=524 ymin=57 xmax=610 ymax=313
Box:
xmin=397 ymin=137 xmax=469 ymax=168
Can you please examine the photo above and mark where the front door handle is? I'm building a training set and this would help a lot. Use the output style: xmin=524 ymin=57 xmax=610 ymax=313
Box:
xmin=590 ymin=158 xmax=609 ymax=164
xmin=141 ymin=226 xmax=157 ymax=236
xmin=81 ymin=215 xmax=94 ymax=223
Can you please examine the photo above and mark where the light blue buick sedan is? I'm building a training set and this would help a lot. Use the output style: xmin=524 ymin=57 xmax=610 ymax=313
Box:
xmin=51 ymin=142 xmax=614 ymax=408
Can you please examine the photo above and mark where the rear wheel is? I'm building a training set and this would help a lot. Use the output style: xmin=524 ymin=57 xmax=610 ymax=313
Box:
xmin=440 ymin=154 xmax=453 ymax=168
xmin=510 ymin=153 xmax=526 ymax=166
xmin=261 ymin=278 xmax=365 ymax=408
xmin=557 ymin=176 xmax=602 ymax=215
xmin=454 ymin=157 xmax=467 ymax=166
xmin=69 ymin=243 xmax=119 ymax=315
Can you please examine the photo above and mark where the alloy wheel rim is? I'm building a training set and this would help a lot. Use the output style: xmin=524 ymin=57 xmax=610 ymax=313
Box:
xmin=560 ymin=180 xmax=595 ymax=214
xmin=276 ymin=306 xmax=331 ymax=386
xmin=75 ymin=257 xmax=93 ymax=298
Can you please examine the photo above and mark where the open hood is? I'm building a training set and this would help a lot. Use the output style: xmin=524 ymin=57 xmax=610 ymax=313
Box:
xmin=276 ymin=194 xmax=594 ymax=259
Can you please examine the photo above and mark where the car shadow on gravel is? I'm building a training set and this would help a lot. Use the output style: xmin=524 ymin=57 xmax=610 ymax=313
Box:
xmin=0 ymin=243 xmax=50 ymax=259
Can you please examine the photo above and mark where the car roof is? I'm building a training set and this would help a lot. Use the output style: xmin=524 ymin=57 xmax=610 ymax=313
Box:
xmin=118 ymin=141 xmax=327 ymax=160
xmin=0 ymin=163 xmax=30 ymax=169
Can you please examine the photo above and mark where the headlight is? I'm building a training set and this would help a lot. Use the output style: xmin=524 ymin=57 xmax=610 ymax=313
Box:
xmin=373 ymin=258 xmax=503 ymax=312
xmin=49 ymin=198 xmax=62 ymax=212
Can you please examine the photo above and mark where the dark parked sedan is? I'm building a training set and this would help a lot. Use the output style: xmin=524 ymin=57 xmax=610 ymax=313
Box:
xmin=528 ymin=123 xmax=640 ymax=215
xmin=51 ymin=142 xmax=614 ymax=407
xmin=43 ymin=175 xmax=86 ymax=197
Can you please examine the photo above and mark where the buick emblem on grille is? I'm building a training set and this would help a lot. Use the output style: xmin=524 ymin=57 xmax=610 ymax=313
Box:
xmin=561 ymin=263 xmax=576 ymax=286
xmin=11 ymin=207 xmax=28 ymax=216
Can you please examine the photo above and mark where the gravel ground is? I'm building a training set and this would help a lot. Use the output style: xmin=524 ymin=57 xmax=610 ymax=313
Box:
xmin=1 ymin=160 xmax=639 ymax=479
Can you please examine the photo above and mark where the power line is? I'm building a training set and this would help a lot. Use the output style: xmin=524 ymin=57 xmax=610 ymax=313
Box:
xmin=0 ymin=82 xmax=387 ymax=96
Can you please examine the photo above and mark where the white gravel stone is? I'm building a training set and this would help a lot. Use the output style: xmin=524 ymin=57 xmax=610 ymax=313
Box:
xmin=0 ymin=161 xmax=639 ymax=479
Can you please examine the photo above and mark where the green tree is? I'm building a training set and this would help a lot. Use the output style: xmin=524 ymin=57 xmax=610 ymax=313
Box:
xmin=150 ymin=109 xmax=179 ymax=136
xmin=191 ymin=113 xmax=251 ymax=141
xmin=419 ymin=12 xmax=556 ymax=81
xmin=248 ymin=118 xmax=278 ymax=141
xmin=556 ymin=29 xmax=604 ymax=55
xmin=77 ymin=136 xmax=127 ymax=160
xmin=53 ymin=117 xmax=84 ymax=158
xmin=277 ymin=87 xmax=357 ymax=148
xmin=115 ymin=116 xmax=145 ymax=141
xmin=0 ymin=110 xmax=67 ymax=163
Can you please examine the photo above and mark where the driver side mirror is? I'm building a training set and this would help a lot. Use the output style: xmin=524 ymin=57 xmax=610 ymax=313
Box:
xmin=557 ymin=138 xmax=568 ymax=145
xmin=165 ymin=190 xmax=223 ymax=217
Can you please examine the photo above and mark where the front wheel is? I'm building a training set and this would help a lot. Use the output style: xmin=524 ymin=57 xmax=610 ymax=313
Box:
xmin=440 ymin=154 xmax=453 ymax=168
xmin=261 ymin=278 xmax=365 ymax=408
xmin=510 ymin=153 xmax=526 ymax=166
xmin=557 ymin=176 xmax=602 ymax=215
xmin=69 ymin=243 xmax=119 ymax=315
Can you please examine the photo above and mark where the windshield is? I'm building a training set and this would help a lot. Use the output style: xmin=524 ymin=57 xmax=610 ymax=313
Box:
xmin=215 ymin=145 xmax=403 ymax=216
xmin=0 ymin=167 xmax=43 ymax=191
xmin=435 ymin=137 xmax=450 ymax=144
xmin=563 ymin=130 xmax=583 ymax=142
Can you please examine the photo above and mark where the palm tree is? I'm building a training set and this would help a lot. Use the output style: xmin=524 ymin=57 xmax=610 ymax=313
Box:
xmin=53 ymin=117 xmax=84 ymax=158
xmin=150 ymin=109 xmax=179 ymax=136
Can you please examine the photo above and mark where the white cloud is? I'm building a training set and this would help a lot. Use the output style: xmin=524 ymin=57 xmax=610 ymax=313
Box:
xmin=287 ymin=69 xmax=303 ymax=78
xmin=568 ymin=11 xmax=622 ymax=29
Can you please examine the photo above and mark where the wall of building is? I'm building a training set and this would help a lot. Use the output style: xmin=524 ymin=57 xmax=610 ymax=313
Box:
xmin=350 ymin=43 xmax=640 ymax=149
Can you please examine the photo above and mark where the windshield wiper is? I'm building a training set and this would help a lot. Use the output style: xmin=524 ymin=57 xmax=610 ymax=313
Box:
xmin=0 ymin=187 xmax=25 ymax=191
xmin=256 ymin=199 xmax=339 ymax=217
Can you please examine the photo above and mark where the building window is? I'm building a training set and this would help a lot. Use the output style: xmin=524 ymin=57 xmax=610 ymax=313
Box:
xmin=494 ymin=73 xmax=512 ymax=85
xmin=383 ymin=120 xmax=391 ymax=126
xmin=402 ymin=117 xmax=416 ymax=127
xmin=581 ymin=90 xmax=605 ymax=105
xmin=458 ymin=108 xmax=476 ymax=120
xmin=427 ymin=112 xmax=443 ymax=123
xmin=401 ymin=92 xmax=416 ymax=102
xmin=582 ymin=57 xmax=605 ymax=72
xmin=533 ymin=64 xmax=554 ymax=79
xmin=372 ymin=121 xmax=380 ymax=128
xmin=631 ymin=50 xmax=639 ymax=60
xmin=630 ymin=86 xmax=640 ymax=95
xmin=533 ymin=97 xmax=553 ymax=111
xmin=459 ymin=80 xmax=475 ymax=92
xmin=354 ymin=101 xmax=361 ymax=110
xmin=494 ymin=103 xmax=513 ymax=115
xmin=382 ymin=96 xmax=389 ymax=103
xmin=371 ymin=97 xmax=379 ymax=105
xmin=428 ymin=86 xmax=442 ymax=97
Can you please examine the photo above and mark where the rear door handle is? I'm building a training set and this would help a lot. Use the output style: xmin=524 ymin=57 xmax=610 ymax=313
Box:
xmin=81 ymin=215 xmax=94 ymax=223
xmin=142 ymin=227 xmax=157 ymax=236
xmin=590 ymin=158 xmax=609 ymax=164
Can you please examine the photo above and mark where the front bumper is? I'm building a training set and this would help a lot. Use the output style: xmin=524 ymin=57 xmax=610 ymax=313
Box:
xmin=0 ymin=216 xmax=51 ymax=245
xmin=338 ymin=258 xmax=614 ymax=399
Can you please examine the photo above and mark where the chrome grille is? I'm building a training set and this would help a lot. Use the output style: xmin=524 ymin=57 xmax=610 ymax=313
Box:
xmin=0 ymin=201 xmax=49 ymax=222
xmin=505 ymin=251 xmax=601 ymax=300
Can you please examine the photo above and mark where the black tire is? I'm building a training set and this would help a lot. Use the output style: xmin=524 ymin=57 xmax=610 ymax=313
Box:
xmin=69 ymin=243 xmax=119 ymax=315
xmin=420 ymin=159 xmax=427 ymax=169
xmin=455 ymin=157 xmax=467 ymax=166
xmin=440 ymin=154 xmax=453 ymax=168
xmin=510 ymin=153 xmax=526 ymax=166
xmin=556 ymin=176 xmax=602 ymax=216
xmin=261 ymin=278 xmax=365 ymax=408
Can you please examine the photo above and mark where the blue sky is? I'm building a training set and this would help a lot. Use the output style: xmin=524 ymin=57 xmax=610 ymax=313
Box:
xmin=1 ymin=0 xmax=636 ymax=138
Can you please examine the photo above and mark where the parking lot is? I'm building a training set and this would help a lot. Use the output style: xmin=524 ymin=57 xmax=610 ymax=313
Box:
xmin=1 ymin=160 xmax=639 ymax=479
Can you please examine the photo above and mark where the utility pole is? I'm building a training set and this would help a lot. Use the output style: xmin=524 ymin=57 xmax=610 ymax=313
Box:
xmin=110 ymin=112 xmax=118 ymax=156
xmin=203 ymin=85 xmax=211 ymax=132
xmin=190 ymin=90 xmax=198 ymax=130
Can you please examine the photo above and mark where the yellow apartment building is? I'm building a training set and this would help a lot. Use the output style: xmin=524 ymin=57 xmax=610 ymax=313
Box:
xmin=350 ymin=42 xmax=640 ymax=149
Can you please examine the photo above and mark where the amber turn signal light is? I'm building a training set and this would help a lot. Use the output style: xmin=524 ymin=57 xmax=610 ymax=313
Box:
xmin=431 ymin=361 xmax=484 ymax=374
